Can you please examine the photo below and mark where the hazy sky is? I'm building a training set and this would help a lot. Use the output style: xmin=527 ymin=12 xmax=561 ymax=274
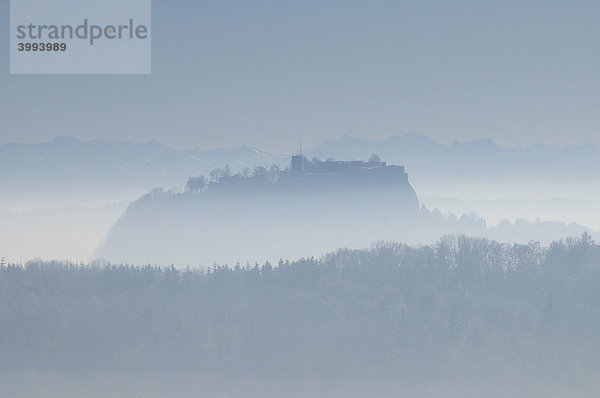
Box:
xmin=1 ymin=0 xmax=599 ymax=153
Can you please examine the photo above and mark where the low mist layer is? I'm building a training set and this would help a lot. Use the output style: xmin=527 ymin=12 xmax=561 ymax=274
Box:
xmin=95 ymin=188 xmax=590 ymax=267
xmin=3 ymin=136 xmax=600 ymax=264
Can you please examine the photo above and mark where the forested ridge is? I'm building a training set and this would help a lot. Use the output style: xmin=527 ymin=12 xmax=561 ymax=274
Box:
xmin=2 ymin=234 xmax=600 ymax=383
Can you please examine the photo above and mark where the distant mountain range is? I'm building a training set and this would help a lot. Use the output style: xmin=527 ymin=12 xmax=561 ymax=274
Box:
xmin=308 ymin=134 xmax=600 ymax=185
xmin=0 ymin=136 xmax=287 ymax=194
xmin=2 ymin=134 xmax=600 ymax=196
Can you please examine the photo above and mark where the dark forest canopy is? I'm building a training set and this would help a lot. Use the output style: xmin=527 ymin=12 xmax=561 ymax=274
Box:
xmin=2 ymin=233 xmax=600 ymax=391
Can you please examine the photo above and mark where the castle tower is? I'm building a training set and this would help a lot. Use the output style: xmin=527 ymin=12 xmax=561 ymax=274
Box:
xmin=291 ymin=139 xmax=304 ymax=174
xmin=291 ymin=154 xmax=304 ymax=174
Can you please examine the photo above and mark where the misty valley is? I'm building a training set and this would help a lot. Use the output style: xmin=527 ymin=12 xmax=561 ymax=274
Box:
xmin=95 ymin=153 xmax=591 ymax=267
xmin=5 ymin=1 xmax=600 ymax=396
xmin=2 ymin=137 xmax=600 ymax=397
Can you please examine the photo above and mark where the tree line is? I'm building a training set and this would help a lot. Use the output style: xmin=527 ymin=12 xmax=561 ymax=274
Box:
xmin=1 ymin=234 xmax=599 ymax=383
